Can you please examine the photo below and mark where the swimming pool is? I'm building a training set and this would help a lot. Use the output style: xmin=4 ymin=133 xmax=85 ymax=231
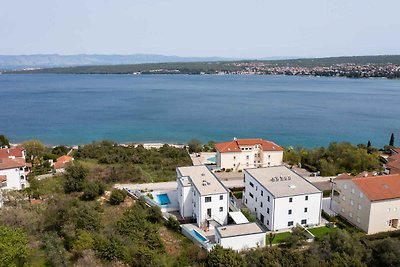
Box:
xmin=207 ymin=156 xmax=216 ymax=163
xmin=157 ymin=193 xmax=171 ymax=205
xmin=192 ymin=229 xmax=208 ymax=242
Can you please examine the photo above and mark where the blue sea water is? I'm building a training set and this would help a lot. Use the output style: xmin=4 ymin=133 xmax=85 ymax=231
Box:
xmin=0 ymin=74 xmax=399 ymax=148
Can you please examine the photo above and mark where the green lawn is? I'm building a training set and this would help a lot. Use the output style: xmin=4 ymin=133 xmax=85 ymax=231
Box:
xmin=267 ymin=231 xmax=291 ymax=244
xmin=308 ymin=226 xmax=337 ymax=239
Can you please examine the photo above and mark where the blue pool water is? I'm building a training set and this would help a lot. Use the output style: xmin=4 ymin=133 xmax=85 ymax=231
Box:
xmin=192 ymin=229 xmax=208 ymax=242
xmin=157 ymin=193 xmax=171 ymax=205
xmin=207 ymin=156 xmax=216 ymax=163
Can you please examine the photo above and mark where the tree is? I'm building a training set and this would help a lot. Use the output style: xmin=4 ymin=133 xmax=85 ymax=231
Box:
xmin=389 ymin=133 xmax=395 ymax=147
xmin=51 ymin=145 xmax=69 ymax=156
xmin=267 ymin=232 xmax=276 ymax=247
xmin=0 ymin=134 xmax=10 ymax=147
xmin=109 ymin=189 xmax=127 ymax=205
xmin=372 ymin=238 xmax=400 ymax=267
xmin=284 ymin=226 xmax=308 ymax=248
xmin=0 ymin=224 xmax=30 ymax=267
xmin=205 ymin=245 xmax=246 ymax=267
xmin=64 ymin=162 xmax=88 ymax=193
xmin=367 ymin=140 xmax=371 ymax=148
xmin=81 ymin=181 xmax=105 ymax=201
xmin=21 ymin=139 xmax=46 ymax=160
xmin=188 ymin=139 xmax=202 ymax=153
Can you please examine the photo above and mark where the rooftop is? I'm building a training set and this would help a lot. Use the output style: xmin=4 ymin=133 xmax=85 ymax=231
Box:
xmin=0 ymin=158 xmax=25 ymax=170
xmin=215 ymin=138 xmax=283 ymax=153
xmin=351 ymin=174 xmax=400 ymax=201
xmin=177 ymin=165 xmax=227 ymax=196
xmin=245 ymin=166 xmax=321 ymax=197
xmin=215 ymin=222 xmax=265 ymax=238
xmin=0 ymin=147 xmax=24 ymax=159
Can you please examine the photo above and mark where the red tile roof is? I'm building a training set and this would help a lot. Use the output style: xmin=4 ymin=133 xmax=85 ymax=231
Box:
xmin=387 ymin=154 xmax=400 ymax=173
xmin=0 ymin=147 xmax=24 ymax=159
xmin=54 ymin=155 xmax=73 ymax=169
xmin=215 ymin=138 xmax=283 ymax=153
xmin=352 ymin=174 xmax=400 ymax=201
xmin=0 ymin=158 xmax=25 ymax=170
xmin=392 ymin=148 xmax=400 ymax=154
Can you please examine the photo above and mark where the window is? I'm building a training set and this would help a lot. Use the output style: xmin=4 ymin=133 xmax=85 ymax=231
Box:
xmin=267 ymin=208 xmax=270 ymax=214
xmin=289 ymin=197 xmax=293 ymax=203
xmin=245 ymin=199 xmax=248 ymax=204
xmin=261 ymin=202 xmax=263 ymax=207
xmin=261 ymin=190 xmax=263 ymax=196
xmin=349 ymin=212 xmax=353 ymax=218
xmin=268 ymin=155 xmax=271 ymax=159
xmin=359 ymin=192 xmax=364 ymax=198
xmin=233 ymin=163 xmax=236 ymax=167
xmin=250 ymin=182 xmax=254 ymax=187
xmin=219 ymin=207 xmax=223 ymax=212
xmin=205 ymin=197 xmax=211 ymax=202
xmin=305 ymin=196 xmax=309 ymax=201
xmin=343 ymin=184 xmax=348 ymax=189
xmin=267 ymin=220 xmax=270 ymax=225
xmin=220 ymin=195 xmax=223 ymax=200
xmin=246 ymin=155 xmax=249 ymax=160
xmin=288 ymin=221 xmax=294 ymax=227
xmin=267 ymin=196 xmax=270 ymax=202
xmin=194 ymin=202 xmax=196 ymax=207
xmin=249 ymin=193 xmax=254 ymax=198
xmin=256 ymin=197 xmax=258 ymax=202
xmin=301 ymin=219 xmax=307 ymax=225
xmin=304 ymin=207 xmax=308 ymax=213
xmin=288 ymin=209 xmax=292 ymax=215
xmin=350 ymin=199 xmax=354 ymax=206
xmin=356 ymin=217 xmax=361 ymax=223
xmin=351 ymin=188 xmax=355 ymax=194
xmin=233 ymin=156 xmax=236 ymax=160
xmin=342 ymin=195 xmax=346 ymax=201
xmin=194 ymin=191 xmax=196 ymax=196
xmin=256 ymin=186 xmax=258 ymax=191
xmin=387 ymin=208 xmax=391 ymax=212
xmin=341 ymin=207 xmax=345 ymax=213
xmin=357 ymin=204 xmax=362 ymax=210
xmin=255 ymin=207 xmax=257 ymax=212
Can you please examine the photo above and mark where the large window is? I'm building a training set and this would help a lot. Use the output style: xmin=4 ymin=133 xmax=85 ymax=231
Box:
xmin=288 ymin=221 xmax=294 ymax=227
xmin=205 ymin=197 xmax=211 ymax=202
xmin=267 ymin=196 xmax=270 ymax=202
xmin=301 ymin=219 xmax=307 ymax=225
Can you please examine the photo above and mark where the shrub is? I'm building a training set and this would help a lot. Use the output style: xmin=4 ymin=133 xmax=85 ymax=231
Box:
xmin=109 ymin=189 xmax=127 ymax=205
xmin=166 ymin=216 xmax=180 ymax=231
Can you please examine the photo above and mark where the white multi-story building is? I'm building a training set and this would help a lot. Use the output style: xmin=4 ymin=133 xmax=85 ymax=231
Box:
xmin=177 ymin=165 xmax=229 ymax=227
xmin=332 ymin=172 xmax=400 ymax=234
xmin=243 ymin=166 xmax=322 ymax=231
xmin=215 ymin=138 xmax=283 ymax=171
xmin=0 ymin=148 xmax=31 ymax=190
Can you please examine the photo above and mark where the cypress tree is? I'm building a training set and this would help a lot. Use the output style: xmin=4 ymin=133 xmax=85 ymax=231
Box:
xmin=367 ymin=140 xmax=371 ymax=148
xmin=389 ymin=133 xmax=395 ymax=147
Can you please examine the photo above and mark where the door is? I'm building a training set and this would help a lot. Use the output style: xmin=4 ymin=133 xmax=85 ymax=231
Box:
xmin=260 ymin=214 xmax=264 ymax=224
xmin=207 ymin=208 xmax=212 ymax=218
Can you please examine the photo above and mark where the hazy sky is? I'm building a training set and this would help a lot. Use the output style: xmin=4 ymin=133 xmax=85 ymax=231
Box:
xmin=1 ymin=0 xmax=399 ymax=58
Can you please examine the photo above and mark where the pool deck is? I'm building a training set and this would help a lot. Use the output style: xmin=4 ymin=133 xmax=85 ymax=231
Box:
xmin=189 ymin=152 xmax=216 ymax=166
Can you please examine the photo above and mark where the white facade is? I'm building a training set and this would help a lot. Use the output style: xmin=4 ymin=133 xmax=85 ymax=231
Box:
xmin=243 ymin=166 xmax=322 ymax=231
xmin=0 ymin=166 xmax=29 ymax=190
xmin=215 ymin=223 xmax=266 ymax=251
xmin=177 ymin=166 xmax=229 ymax=227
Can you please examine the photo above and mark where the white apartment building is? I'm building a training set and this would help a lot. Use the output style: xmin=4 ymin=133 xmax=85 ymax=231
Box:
xmin=0 ymin=148 xmax=30 ymax=190
xmin=332 ymin=172 xmax=400 ymax=234
xmin=215 ymin=138 xmax=283 ymax=171
xmin=177 ymin=165 xmax=229 ymax=227
xmin=243 ymin=166 xmax=322 ymax=231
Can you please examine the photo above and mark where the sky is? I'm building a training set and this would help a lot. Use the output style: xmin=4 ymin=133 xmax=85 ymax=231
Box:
xmin=0 ymin=0 xmax=399 ymax=58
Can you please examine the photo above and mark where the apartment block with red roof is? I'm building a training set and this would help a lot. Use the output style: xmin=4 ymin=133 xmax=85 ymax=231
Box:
xmin=0 ymin=148 xmax=31 ymax=191
xmin=332 ymin=172 xmax=400 ymax=234
xmin=54 ymin=155 xmax=74 ymax=173
xmin=214 ymin=138 xmax=283 ymax=171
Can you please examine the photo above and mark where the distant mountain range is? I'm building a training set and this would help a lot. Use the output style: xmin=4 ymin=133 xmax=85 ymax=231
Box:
xmin=0 ymin=54 xmax=235 ymax=70
xmin=0 ymin=54 xmax=300 ymax=70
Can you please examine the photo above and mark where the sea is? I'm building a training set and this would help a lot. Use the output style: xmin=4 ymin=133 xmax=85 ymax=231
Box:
xmin=0 ymin=74 xmax=399 ymax=148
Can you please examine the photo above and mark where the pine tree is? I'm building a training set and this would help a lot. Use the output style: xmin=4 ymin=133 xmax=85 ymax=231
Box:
xmin=367 ymin=140 xmax=371 ymax=148
xmin=389 ymin=133 xmax=395 ymax=147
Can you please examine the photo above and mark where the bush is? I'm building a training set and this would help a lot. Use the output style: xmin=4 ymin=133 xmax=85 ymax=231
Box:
xmin=109 ymin=189 xmax=127 ymax=205
xmin=166 ymin=216 xmax=180 ymax=231
xmin=81 ymin=181 xmax=106 ymax=201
